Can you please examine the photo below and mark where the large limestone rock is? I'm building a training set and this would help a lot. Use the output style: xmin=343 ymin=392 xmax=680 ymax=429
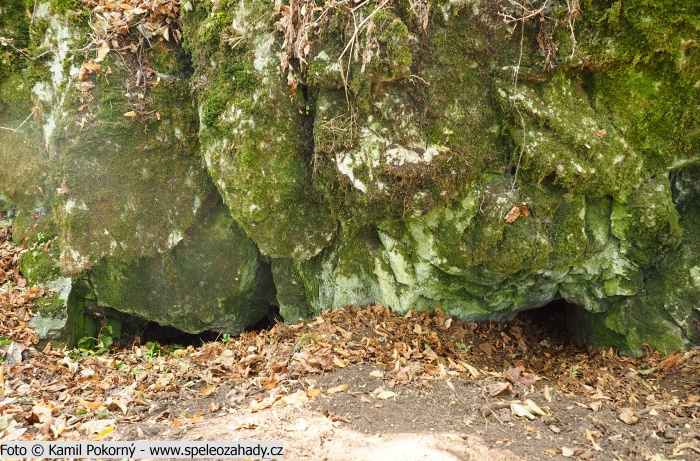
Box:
xmin=181 ymin=0 xmax=698 ymax=353
xmin=1 ymin=0 xmax=697 ymax=353
xmin=183 ymin=1 xmax=337 ymax=261
xmin=0 ymin=0 xmax=275 ymax=342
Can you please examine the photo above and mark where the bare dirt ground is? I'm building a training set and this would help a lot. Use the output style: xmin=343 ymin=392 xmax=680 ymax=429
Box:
xmin=2 ymin=225 xmax=700 ymax=461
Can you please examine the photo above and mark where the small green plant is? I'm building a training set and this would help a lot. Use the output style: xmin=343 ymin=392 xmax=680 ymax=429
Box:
xmin=0 ymin=336 xmax=12 ymax=346
xmin=95 ymin=409 xmax=110 ymax=420
xmin=144 ymin=341 xmax=161 ymax=362
xmin=76 ymin=337 xmax=94 ymax=351
xmin=35 ymin=232 xmax=47 ymax=244
xmin=297 ymin=332 xmax=320 ymax=346
xmin=76 ymin=325 xmax=114 ymax=356
xmin=569 ymin=365 xmax=580 ymax=377
xmin=165 ymin=344 xmax=185 ymax=354
xmin=221 ymin=333 xmax=231 ymax=344
xmin=114 ymin=361 xmax=130 ymax=373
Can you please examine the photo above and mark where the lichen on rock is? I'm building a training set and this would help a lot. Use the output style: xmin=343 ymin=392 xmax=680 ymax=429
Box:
xmin=183 ymin=0 xmax=337 ymax=261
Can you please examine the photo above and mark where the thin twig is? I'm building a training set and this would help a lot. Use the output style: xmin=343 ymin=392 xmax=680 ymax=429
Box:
xmin=337 ymin=0 xmax=390 ymax=106
xmin=565 ymin=0 xmax=579 ymax=58
xmin=500 ymin=0 xmax=549 ymax=24
xmin=0 ymin=110 xmax=35 ymax=133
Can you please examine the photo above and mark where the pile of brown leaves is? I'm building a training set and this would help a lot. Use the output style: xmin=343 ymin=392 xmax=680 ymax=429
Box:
xmin=70 ymin=0 xmax=181 ymax=117
xmin=80 ymin=0 xmax=182 ymax=44
xmin=2 ymin=298 xmax=699 ymax=441
xmin=0 ymin=227 xmax=40 ymax=346
xmin=1 ymin=224 xmax=698 ymax=446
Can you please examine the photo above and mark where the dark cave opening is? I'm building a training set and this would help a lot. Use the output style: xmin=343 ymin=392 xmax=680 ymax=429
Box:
xmin=513 ymin=298 xmax=581 ymax=347
xmin=131 ymin=300 xmax=583 ymax=350
xmin=108 ymin=299 xmax=591 ymax=352
xmin=115 ymin=304 xmax=284 ymax=349
xmin=131 ymin=322 xmax=220 ymax=348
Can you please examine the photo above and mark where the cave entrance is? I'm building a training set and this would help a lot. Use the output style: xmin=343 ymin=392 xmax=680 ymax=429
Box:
xmin=126 ymin=322 xmax=220 ymax=348
xmin=512 ymin=298 xmax=580 ymax=348
xmin=113 ymin=304 xmax=283 ymax=349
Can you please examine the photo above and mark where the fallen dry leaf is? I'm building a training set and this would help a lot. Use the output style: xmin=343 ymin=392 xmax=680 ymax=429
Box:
xmin=462 ymin=362 xmax=482 ymax=378
xmin=660 ymin=353 xmax=681 ymax=371
xmin=82 ymin=419 xmax=115 ymax=435
xmin=375 ymin=390 xmax=398 ymax=400
xmin=96 ymin=42 xmax=110 ymax=62
xmin=250 ymin=395 xmax=281 ymax=412
xmin=673 ymin=442 xmax=699 ymax=456
xmin=505 ymin=366 xmax=521 ymax=381
xmin=618 ymin=407 xmax=639 ymax=425
xmin=517 ymin=373 xmax=536 ymax=387
xmin=75 ymin=81 xmax=96 ymax=92
xmin=523 ymin=399 xmax=546 ymax=416
xmin=83 ymin=62 xmax=101 ymax=71
xmin=488 ymin=382 xmax=513 ymax=397
xmin=544 ymin=385 xmax=552 ymax=402
xmin=511 ymin=402 xmax=535 ymax=420
xmin=306 ymin=388 xmax=322 ymax=398
xmin=198 ymin=385 xmax=216 ymax=396
xmin=31 ymin=404 xmax=53 ymax=423
xmin=78 ymin=66 xmax=91 ymax=81
xmin=326 ymin=384 xmax=348 ymax=394
xmin=505 ymin=203 xmax=530 ymax=223
xmin=585 ymin=428 xmax=602 ymax=451
xmin=282 ymin=390 xmax=309 ymax=404
xmin=321 ymin=409 xmax=350 ymax=424
xmin=370 ymin=370 xmax=384 ymax=379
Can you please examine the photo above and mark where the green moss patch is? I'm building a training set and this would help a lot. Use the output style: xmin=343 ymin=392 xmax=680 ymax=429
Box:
xmin=87 ymin=202 xmax=274 ymax=334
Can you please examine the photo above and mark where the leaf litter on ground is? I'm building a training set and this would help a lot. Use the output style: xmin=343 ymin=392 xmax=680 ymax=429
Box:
xmin=1 ymin=224 xmax=699 ymax=460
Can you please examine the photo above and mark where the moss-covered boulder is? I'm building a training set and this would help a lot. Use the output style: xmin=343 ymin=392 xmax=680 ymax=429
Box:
xmin=0 ymin=0 xmax=53 ymax=242
xmin=1 ymin=0 xmax=277 ymax=339
xmin=87 ymin=202 xmax=274 ymax=334
xmin=18 ymin=243 xmax=72 ymax=341
xmin=184 ymin=0 xmax=698 ymax=353
xmin=570 ymin=167 xmax=700 ymax=353
xmin=182 ymin=0 xmax=337 ymax=261
xmin=49 ymin=41 xmax=213 ymax=274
